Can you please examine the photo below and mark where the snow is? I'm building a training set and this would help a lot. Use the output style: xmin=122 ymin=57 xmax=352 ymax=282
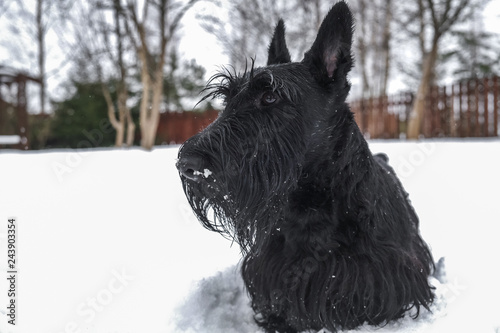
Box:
xmin=193 ymin=168 xmax=213 ymax=178
xmin=1 ymin=140 xmax=500 ymax=333
xmin=0 ymin=136 xmax=21 ymax=145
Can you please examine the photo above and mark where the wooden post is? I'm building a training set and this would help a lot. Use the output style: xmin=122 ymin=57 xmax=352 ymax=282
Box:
xmin=494 ymin=76 xmax=498 ymax=137
xmin=361 ymin=99 xmax=367 ymax=136
xmin=16 ymin=77 xmax=29 ymax=150
xmin=458 ymin=82 xmax=465 ymax=137
xmin=407 ymin=92 xmax=414 ymax=138
xmin=427 ymin=85 xmax=436 ymax=137
xmin=450 ymin=83 xmax=456 ymax=137
xmin=445 ymin=85 xmax=450 ymax=136
xmin=381 ymin=95 xmax=392 ymax=139
xmin=474 ymin=78 xmax=480 ymax=137
xmin=380 ymin=96 xmax=384 ymax=138
xmin=436 ymin=85 xmax=442 ymax=136
xmin=467 ymin=79 xmax=472 ymax=137
xmin=432 ymin=85 xmax=438 ymax=136
xmin=369 ymin=97 xmax=374 ymax=138
xmin=360 ymin=99 xmax=366 ymax=135
xmin=0 ymin=87 xmax=4 ymax=132
xmin=484 ymin=77 xmax=489 ymax=137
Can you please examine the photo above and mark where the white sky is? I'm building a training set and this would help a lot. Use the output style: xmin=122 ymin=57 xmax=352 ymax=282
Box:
xmin=0 ymin=0 xmax=498 ymax=113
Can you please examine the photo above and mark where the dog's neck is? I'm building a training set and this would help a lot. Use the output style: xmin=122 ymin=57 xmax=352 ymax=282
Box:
xmin=285 ymin=106 xmax=374 ymax=234
xmin=303 ymin=104 xmax=372 ymax=181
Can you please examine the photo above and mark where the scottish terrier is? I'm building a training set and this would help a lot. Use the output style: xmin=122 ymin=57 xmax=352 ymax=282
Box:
xmin=177 ymin=2 xmax=435 ymax=332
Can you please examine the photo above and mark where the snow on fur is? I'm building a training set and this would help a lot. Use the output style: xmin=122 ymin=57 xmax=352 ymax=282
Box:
xmin=172 ymin=264 xmax=450 ymax=333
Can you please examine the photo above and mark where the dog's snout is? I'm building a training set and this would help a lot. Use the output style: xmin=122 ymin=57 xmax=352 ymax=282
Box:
xmin=177 ymin=154 xmax=207 ymax=182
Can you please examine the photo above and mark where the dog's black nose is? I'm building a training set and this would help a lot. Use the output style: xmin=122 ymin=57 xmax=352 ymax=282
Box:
xmin=177 ymin=155 xmax=208 ymax=182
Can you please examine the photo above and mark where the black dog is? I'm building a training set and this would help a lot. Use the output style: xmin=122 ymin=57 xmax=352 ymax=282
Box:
xmin=177 ymin=2 xmax=434 ymax=332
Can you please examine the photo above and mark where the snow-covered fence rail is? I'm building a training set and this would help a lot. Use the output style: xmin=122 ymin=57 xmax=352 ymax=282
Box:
xmin=350 ymin=76 xmax=500 ymax=139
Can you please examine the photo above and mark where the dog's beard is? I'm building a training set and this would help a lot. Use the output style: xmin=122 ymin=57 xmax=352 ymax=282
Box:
xmin=178 ymin=111 xmax=308 ymax=252
xmin=179 ymin=142 xmax=303 ymax=252
xmin=180 ymin=175 xmax=234 ymax=235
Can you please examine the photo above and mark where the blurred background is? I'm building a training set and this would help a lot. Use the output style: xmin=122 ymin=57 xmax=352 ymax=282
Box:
xmin=1 ymin=3 xmax=500 ymax=332
xmin=0 ymin=0 xmax=499 ymax=151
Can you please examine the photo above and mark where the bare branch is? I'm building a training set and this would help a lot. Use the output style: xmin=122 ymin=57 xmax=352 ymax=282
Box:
xmin=168 ymin=0 xmax=200 ymax=40
xmin=426 ymin=0 xmax=438 ymax=30
xmin=418 ymin=0 xmax=427 ymax=55
xmin=439 ymin=0 xmax=471 ymax=36
xmin=125 ymin=1 xmax=152 ymax=72
xmin=0 ymin=0 xmax=13 ymax=18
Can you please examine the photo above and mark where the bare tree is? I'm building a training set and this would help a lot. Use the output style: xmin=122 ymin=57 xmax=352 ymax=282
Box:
xmin=69 ymin=0 xmax=202 ymax=149
xmin=447 ymin=6 xmax=500 ymax=79
xmin=406 ymin=0 xmax=472 ymax=139
xmin=103 ymin=0 xmax=135 ymax=147
xmin=355 ymin=0 xmax=372 ymax=97
xmin=36 ymin=0 xmax=46 ymax=115
xmin=200 ymin=0 xmax=330 ymax=71
xmin=379 ymin=0 xmax=392 ymax=97
xmin=0 ymin=0 xmax=12 ymax=18
xmin=202 ymin=0 xmax=395 ymax=100
xmin=2 ymin=0 xmax=54 ymax=114
xmin=352 ymin=0 xmax=393 ymax=98
xmin=71 ymin=0 xmax=135 ymax=147
xmin=203 ymin=0 xmax=394 ymax=99
xmin=124 ymin=0 xmax=200 ymax=150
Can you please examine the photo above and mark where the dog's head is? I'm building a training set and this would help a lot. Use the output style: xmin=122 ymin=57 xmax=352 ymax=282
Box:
xmin=177 ymin=1 xmax=354 ymax=250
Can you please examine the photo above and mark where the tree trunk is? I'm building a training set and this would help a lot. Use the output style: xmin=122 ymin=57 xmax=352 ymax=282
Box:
xmin=125 ymin=108 xmax=135 ymax=147
xmin=407 ymin=38 xmax=439 ymax=139
xmin=122 ymin=80 xmax=135 ymax=147
xmin=117 ymin=84 xmax=135 ymax=147
xmin=138 ymin=62 xmax=152 ymax=149
xmin=140 ymin=77 xmax=163 ymax=150
xmin=137 ymin=58 xmax=163 ymax=150
xmin=380 ymin=0 xmax=392 ymax=97
xmin=102 ymin=84 xmax=124 ymax=147
xmin=370 ymin=5 xmax=380 ymax=97
xmin=36 ymin=0 xmax=46 ymax=114
xmin=356 ymin=0 xmax=371 ymax=98
xmin=127 ymin=0 xmax=198 ymax=149
xmin=114 ymin=0 xmax=132 ymax=147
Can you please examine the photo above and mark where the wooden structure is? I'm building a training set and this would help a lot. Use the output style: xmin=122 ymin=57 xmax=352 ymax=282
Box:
xmin=158 ymin=77 xmax=499 ymax=144
xmin=0 ymin=66 xmax=41 ymax=150
xmin=156 ymin=109 xmax=219 ymax=144
xmin=351 ymin=76 xmax=500 ymax=139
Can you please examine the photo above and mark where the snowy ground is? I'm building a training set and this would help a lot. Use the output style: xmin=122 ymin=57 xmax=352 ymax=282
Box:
xmin=1 ymin=139 xmax=499 ymax=333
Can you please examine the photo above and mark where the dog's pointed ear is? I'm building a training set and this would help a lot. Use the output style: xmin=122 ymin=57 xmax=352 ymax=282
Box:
xmin=267 ymin=19 xmax=291 ymax=65
xmin=302 ymin=1 xmax=353 ymax=85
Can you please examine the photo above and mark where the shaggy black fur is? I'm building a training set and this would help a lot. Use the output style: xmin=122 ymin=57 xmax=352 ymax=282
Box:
xmin=176 ymin=2 xmax=435 ymax=332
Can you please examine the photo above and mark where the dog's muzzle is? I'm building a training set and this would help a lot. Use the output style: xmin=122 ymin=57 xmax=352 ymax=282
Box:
xmin=176 ymin=154 xmax=209 ymax=182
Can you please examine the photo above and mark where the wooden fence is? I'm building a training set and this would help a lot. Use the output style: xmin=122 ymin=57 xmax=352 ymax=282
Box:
xmin=158 ymin=76 xmax=499 ymax=144
xmin=351 ymin=76 xmax=500 ymax=139
xmin=156 ymin=109 xmax=219 ymax=144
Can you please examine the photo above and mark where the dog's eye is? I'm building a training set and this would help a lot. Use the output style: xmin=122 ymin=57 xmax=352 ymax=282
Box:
xmin=261 ymin=91 xmax=277 ymax=106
